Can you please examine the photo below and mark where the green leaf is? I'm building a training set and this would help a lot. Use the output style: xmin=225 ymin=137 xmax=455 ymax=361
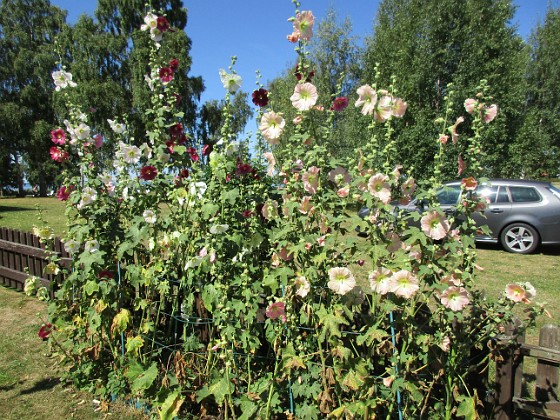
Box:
xmin=222 ymin=187 xmax=240 ymax=205
xmin=157 ymin=390 xmax=184 ymax=420
xmin=125 ymin=335 xmax=144 ymax=357
xmin=196 ymin=376 xmax=231 ymax=406
xmin=126 ymin=362 xmax=158 ymax=393
xmin=316 ymin=305 xmax=349 ymax=342
xmin=356 ymin=326 xmax=389 ymax=346
xmin=201 ymin=284 xmax=218 ymax=312
xmin=83 ymin=280 xmax=100 ymax=296
xmin=456 ymin=395 xmax=477 ymax=418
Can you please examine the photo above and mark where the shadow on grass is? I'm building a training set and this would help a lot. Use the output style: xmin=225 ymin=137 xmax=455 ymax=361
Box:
xmin=476 ymin=242 xmax=560 ymax=256
xmin=20 ymin=377 xmax=60 ymax=395
xmin=0 ymin=206 xmax=35 ymax=213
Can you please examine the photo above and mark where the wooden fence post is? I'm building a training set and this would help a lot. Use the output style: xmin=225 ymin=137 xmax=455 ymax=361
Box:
xmin=493 ymin=320 xmax=524 ymax=420
xmin=535 ymin=324 xmax=560 ymax=402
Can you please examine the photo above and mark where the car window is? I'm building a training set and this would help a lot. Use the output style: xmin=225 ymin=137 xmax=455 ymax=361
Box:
xmin=496 ymin=186 xmax=510 ymax=203
xmin=476 ymin=186 xmax=497 ymax=203
xmin=548 ymin=186 xmax=560 ymax=201
xmin=508 ymin=186 xmax=541 ymax=203
xmin=437 ymin=185 xmax=461 ymax=205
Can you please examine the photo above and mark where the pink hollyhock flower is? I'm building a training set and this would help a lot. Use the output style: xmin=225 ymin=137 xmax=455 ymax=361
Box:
xmin=328 ymin=167 xmax=351 ymax=186
xmin=57 ymin=185 xmax=74 ymax=201
xmin=159 ymin=67 xmax=174 ymax=84
xmin=293 ymin=115 xmax=303 ymax=125
xmin=391 ymin=97 xmax=407 ymax=117
xmin=461 ymin=177 xmax=477 ymax=190
xmin=299 ymin=196 xmax=314 ymax=214
xmin=337 ymin=185 xmax=350 ymax=198
xmin=327 ymin=267 xmax=356 ymax=296
xmin=38 ymin=323 xmax=53 ymax=340
xmin=440 ymin=336 xmax=452 ymax=352
xmin=259 ymin=111 xmax=285 ymax=144
xmin=368 ymin=268 xmax=393 ymax=295
xmin=383 ymin=376 xmax=394 ymax=387
xmin=290 ymin=82 xmax=318 ymax=111
xmin=439 ymin=134 xmax=449 ymax=144
xmin=457 ymin=155 xmax=466 ymax=175
xmin=332 ymin=96 xmax=349 ymax=111
xmin=294 ymin=276 xmax=310 ymax=298
xmin=93 ymin=134 xmax=103 ymax=148
xmin=367 ymin=173 xmax=391 ymax=204
xmin=169 ymin=58 xmax=179 ymax=73
xmin=464 ymin=98 xmax=477 ymax=114
xmin=263 ymin=152 xmax=276 ymax=176
xmin=505 ymin=283 xmax=525 ymax=302
xmin=401 ymin=178 xmax=416 ymax=197
xmin=140 ymin=165 xmax=158 ymax=181
xmin=389 ymin=270 xmax=419 ymax=299
xmin=187 ymin=147 xmax=199 ymax=162
xmin=355 ymin=84 xmax=377 ymax=115
xmin=483 ymin=104 xmax=498 ymax=123
xmin=261 ymin=200 xmax=278 ymax=220
xmin=293 ymin=10 xmax=314 ymax=41
xmin=51 ymin=128 xmax=66 ymax=145
xmin=266 ymin=301 xmax=286 ymax=322
xmin=449 ymin=116 xmax=464 ymax=144
xmin=302 ymin=166 xmax=320 ymax=194
xmin=252 ymin=88 xmax=269 ymax=107
xmin=440 ymin=286 xmax=470 ymax=311
xmin=374 ymin=95 xmax=393 ymax=122
xmin=287 ymin=31 xmax=300 ymax=43
xmin=50 ymin=147 xmax=69 ymax=163
xmin=421 ymin=211 xmax=450 ymax=240
xmin=202 ymin=144 xmax=213 ymax=156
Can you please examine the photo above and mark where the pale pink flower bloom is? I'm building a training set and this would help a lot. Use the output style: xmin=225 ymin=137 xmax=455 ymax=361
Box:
xmin=271 ymin=253 xmax=281 ymax=267
xmin=421 ymin=211 xmax=450 ymax=240
xmin=439 ymin=134 xmax=449 ymax=144
xmin=440 ymin=286 xmax=470 ymax=311
xmin=440 ymin=336 xmax=451 ymax=352
xmin=389 ymin=270 xmax=419 ymax=299
xmin=368 ymin=173 xmax=391 ymax=204
xmin=266 ymin=301 xmax=286 ymax=322
xmin=374 ymin=95 xmax=393 ymax=122
xmin=505 ymin=283 xmax=525 ymax=302
xmin=461 ymin=177 xmax=477 ymax=191
xmin=293 ymin=115 xmax=303 ymax=125
xmin=442 ymin=273 xmax=462 ymax=287
xmin=401 ymin=178 xmax=416 ymax=197
xmin=317 ymin=235 xmax=326 ymax=246
xmin=337 ymin=185 xmax=350 ymax=198
xmin=383 ymin=376 xmax=394 ymax=387
xmin=368 ymin=268 xmax=393 ymax=295
xmin=464 ymin=98 xmax=477 ymax=114
xmin=449 ymin=116 xmax=464 ymax=144
xmin=355 ymin=85 xmax=377 ymax=116
xmin=263 ymin=152 xmax=276 ymax=176
xmin=327 ymin=267 xmax=356 ymax=296
xmin=391 ymin=97 xmax=407 ymax=117
xmin=259 ymin=111 xmax=285 ymax=145
xmin=328 ymin=167 xmax=351 ymax=185
xmin=294 ymin=276 xmax=310 ymax=298
xmin=523 ymin=282 xmax=537 ymax=300
xmin=299 ymin=196 xmax=314 ymax=214
xmin=290 ymin=82 xmax=318 ymax=111
xmin=302 ymin=166 xmax=320 ymax=194
xmin=287 ymin=31 xmax=300 ymax=43
xmin=458 ymin=155 xmax=466 ymax=175
xmin=293 ymin=10 xmax=314 ymax=41
xmin=408 ymin=248 xmax=422 ymax=261
xmin=483 ymin=104 xmax=498 ymax=123
xmin=261 ymin=200 xmax=279 ymax=220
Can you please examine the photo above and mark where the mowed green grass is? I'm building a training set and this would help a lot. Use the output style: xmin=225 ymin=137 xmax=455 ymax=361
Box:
xmin=0 ymin=197 xmax=67 ymax=236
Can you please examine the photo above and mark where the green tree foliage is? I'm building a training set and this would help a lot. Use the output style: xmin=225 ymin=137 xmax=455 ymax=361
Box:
xmin=0 ymin=0 xmax=67 ymax=195
xmin=363 ymin=0 xmax=527 ymax=180
xmin=511 ymin=6 xmax=560 ymax=178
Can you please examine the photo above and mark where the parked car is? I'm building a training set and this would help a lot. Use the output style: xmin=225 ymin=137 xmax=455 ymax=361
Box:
xmin=359 ymin=179 xmax=560 ymax=254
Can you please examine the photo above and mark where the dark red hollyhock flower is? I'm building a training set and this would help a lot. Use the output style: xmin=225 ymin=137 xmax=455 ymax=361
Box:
xmin=166 ymin=140 xmax=176 ymax=154
xmin=38 ymin=323 xmax=53 ymax=340
xmin=242 ymin=209 xmax=254 ymax=218
xmin=333 ymin=96 xmax=349 ymax=112
xmin=159 ymin=67 xmax=174 ymax=83
xmin=98 ymin=270 xmax=114 ymax=280
xmin=236 ymin=159 xmax=253 ymax=176
xmin=252 ymin=88 xmax=269 ymax=107
xmin=202 ymin=144 xmax=213 ymax=156
xmin=57 ymin=185 xmax=74 ymax=201
xmin=169 ymin=58 xmax=179 ymax=73
xmin=169 ymin=123 xmax=183 ymax=138
xmin=179 ymin=169 xmax=189 ymax=179
xmin=294 ymin=65 xmax=314 ymax=82
xmin=187 ymin=147 xmax=199 ymax=162
xmin=177 ymin=133 xmax=188 ymax=145
xmin=51 ymin=128 xmax=66 ymax=145
xmin=140 ymin=165 xmax=158 ymax=181
xmin=156 ymin=16 xmax=170 ymax=32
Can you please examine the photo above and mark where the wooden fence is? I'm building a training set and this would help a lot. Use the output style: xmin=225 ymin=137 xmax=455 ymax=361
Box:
xmin=494 ymin=322 xmax=560 ymax=419
xmin=0 ymin=227 xmax=70 ymax=292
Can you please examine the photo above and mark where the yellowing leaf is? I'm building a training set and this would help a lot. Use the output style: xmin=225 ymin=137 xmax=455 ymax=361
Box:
xmin=111 ymin=308 xmax=131 ymax=336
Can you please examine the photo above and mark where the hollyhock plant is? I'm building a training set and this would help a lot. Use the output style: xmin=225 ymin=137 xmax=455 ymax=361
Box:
xmin=369 ymin=268 xmax=393 ymax=295
xmin=290 ymin=82 xmax=318 ymax=111
xmin=328 ymin=167 xmax=351 ymax=186
xmin=259 ymin=111 xmax=285 ymax=144
xmin=421 ymin=211 xmax=450 ymax=240
xmin=292 ymin=10 xmax=314 ymax=41
xmin=389 ymin=270 xmax=419 ymax=299
xmin=440 ymin=286 xmax=470 ymax=311
xmin=464 ymin=98 xmax=477 ymax=114
xmin=327 ymin=267 xmax=356 ymax=295
xmin=140 ymin=165 xmax=158 ymax=181
xmin=332 ymin=96 xmax=349 ymax=111
xmin=169 ymin=58 xmax=179 ymax=73
xmin=355 ymin=84 xmax=377 ymax=115
xmin=187 ymin=147 xmax=200 ymax=162
xmin=108 ymin=119 xmax=126 ymax=134
xmin=302 ymin=166 xmax=320 ymax=194
xmin=219 ymin=69 xmax=242 ymax=93
xmin=252 ymin=88 xmax=269 ymax=107
xmin=159 ymin=67 xmax=174 ymax=84
xmin=391 ymin=97 xmax=408 ymax=117
xmin=374 ymin=95 xmax=393 ymax=122
xmin=51 ymin=128 xmax=66 ymax=145
xmin=368 ymin=173 xmax=391 ymax=204
xmin=294 ymin=276 xmax=310 ymax=298
xmin=266 ymin=301 xmax=287 ymax=322
xmin=461 ymin=177 xmax=477 ymax=190
xmin=449 ymin=116 xmax=464 ymax=144
xmin=263 ymin=152 xmax=276 ymax=176
xmin=50 ymin=147 xmax=69 ymax=163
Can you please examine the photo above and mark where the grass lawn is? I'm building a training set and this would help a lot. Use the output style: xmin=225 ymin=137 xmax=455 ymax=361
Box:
xmin=0 ymin=197 xmax=67 ymax=235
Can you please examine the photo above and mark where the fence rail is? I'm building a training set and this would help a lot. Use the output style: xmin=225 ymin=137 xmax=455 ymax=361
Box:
xmin=0 ymin=227 xmax=69 ymax=292
xmin=494 ymin=322 xmax=560 ymax=419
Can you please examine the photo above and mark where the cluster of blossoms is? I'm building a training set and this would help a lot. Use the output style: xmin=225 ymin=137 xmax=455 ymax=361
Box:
xmin=140 ymin=12 xmax=170 ymax=42
xmin=355 ymin=84 xmax=407 ymax=121
xmin=287 ymin=10 xmax=314 ymax=42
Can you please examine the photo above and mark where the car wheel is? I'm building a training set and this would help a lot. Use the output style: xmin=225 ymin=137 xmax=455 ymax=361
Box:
xmin=499 ymin=223 xmax=540 ymax=254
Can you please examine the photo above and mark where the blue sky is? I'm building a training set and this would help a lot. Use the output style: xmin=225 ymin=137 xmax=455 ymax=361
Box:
xmin=51 ymin=0 xmax=557 ymax=107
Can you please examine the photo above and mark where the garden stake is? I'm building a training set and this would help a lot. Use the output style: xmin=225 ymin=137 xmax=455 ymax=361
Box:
xmin=389 ymin=310 xmax=403 ymax=420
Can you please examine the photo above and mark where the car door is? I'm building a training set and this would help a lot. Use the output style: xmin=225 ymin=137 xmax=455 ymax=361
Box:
xmin=472 ymin=185 xmax=512 ymax=240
